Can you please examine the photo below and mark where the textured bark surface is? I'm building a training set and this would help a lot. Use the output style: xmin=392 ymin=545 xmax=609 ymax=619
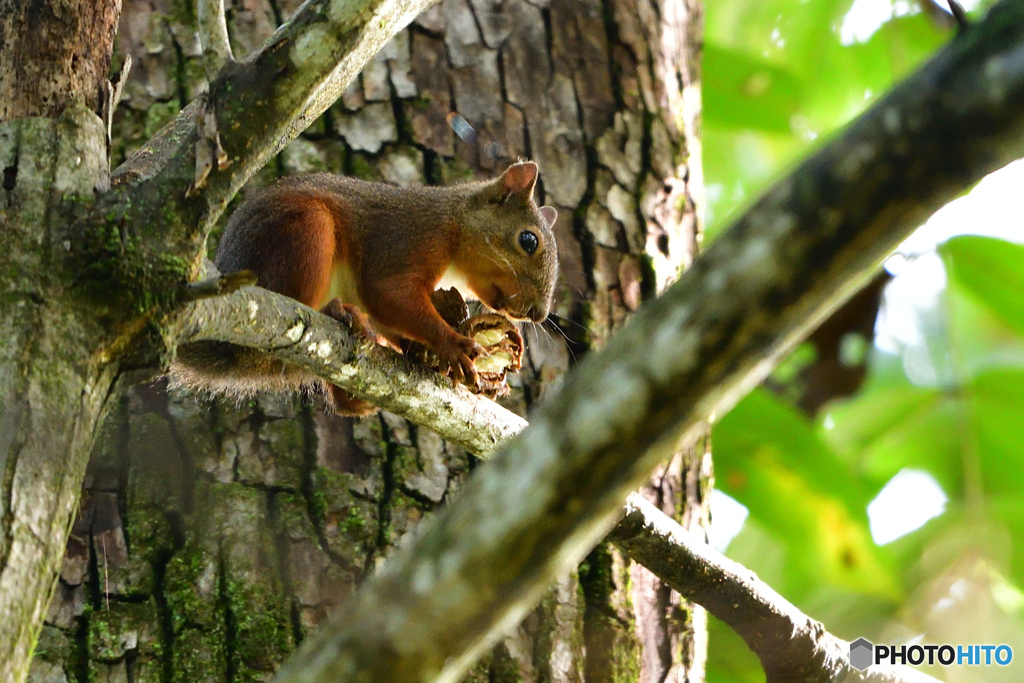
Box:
xmin=177 ymin=281 xmax=529 ymax=459
xmin=0 ymin=0 xmax=123 ymax=120
xmin=0 ymin=108 xmax=118 ymax=683
xmin=190 ymin=4 xmax=1024 ymax=680
xmin=0 ymin=6 xmax=121 ymax=683
xmin=13 ymin=0 xmax=1024 ymax=680
xmin=0 ymin=2 xmax=124 ymax=676
xmin=1 ymin=0 xmax=439 ymax=679
xmin=31 ymin=0 xmax=705 ymax=680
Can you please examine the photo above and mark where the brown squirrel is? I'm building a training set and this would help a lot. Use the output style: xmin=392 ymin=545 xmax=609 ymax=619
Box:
xmin=173 ymin=161 xmax=559 ymax=414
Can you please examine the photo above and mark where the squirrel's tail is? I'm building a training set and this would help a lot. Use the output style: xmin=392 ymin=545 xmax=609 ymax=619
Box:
xmin=169 ymin=341 xmax=309 ymax=400
xmin=169 ymin=342 xmax=378 ymax=415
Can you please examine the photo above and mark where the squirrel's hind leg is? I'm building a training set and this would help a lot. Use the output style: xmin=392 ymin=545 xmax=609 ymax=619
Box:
xmin=320 ymin=298 xmax=391 ymax=348
xmin=318 ymin=298 xmax=387 ymax=416
xmin=324 ymin=383 xmax=379 ymax=416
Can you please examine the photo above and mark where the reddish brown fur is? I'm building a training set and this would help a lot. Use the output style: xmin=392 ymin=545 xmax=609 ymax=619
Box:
xmin=188 ymin=162 xmax=559 ymax=415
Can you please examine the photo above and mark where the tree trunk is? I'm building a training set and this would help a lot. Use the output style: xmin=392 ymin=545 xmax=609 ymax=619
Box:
xmin=0 ymin=0 xmax=123 ymax=120
xmin=31 ymin=0 xmax=706 ymax=680
xmin=0 ymin=1 xmax=123 ymax=681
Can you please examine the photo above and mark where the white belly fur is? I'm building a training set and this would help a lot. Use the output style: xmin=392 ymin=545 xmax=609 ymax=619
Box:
xmin=329 ymin=263 xmax=478 ymax=310
xmin=437 ymin=265 xmax=479 ymax=302
xmin=328 ymin=263 xmax=365 ymax=308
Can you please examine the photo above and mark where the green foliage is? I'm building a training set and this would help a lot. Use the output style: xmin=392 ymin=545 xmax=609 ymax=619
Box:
xmin=715 ymin=389 xmax=900 ymax=603
xmin=707 ymin=616 xmax=763 ymax=683
xmin=704 ymin=0 xmax=947 ymax=231
xmin=703 ymin=45 xmax=804 ymax=133
xmin=702 ymin=2 xmax=1024 ymax=680
xmin=942 ymin=236 xmax=1024 ymax=336
xmin=710 ymin=232 xmax=1024 ymax=680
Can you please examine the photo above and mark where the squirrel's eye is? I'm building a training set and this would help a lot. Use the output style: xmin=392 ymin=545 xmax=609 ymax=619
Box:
xmin=518 ymin=231 xmax=539 ymax=255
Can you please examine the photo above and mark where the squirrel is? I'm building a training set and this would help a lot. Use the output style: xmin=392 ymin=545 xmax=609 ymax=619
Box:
xmin=172 ymin=161 xmax=559 ymax=415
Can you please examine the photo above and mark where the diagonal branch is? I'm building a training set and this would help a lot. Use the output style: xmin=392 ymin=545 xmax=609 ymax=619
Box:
xmin=181 ymin=273 xmax=945 ymax=682
xmin=182 ymin=289 xmax=936 ymax=682
xmin=111 ymin=0 xmax=440 ymax=209
xmin=611 ymin=494 xmax=942 ymax=683
xmin=167 ymin=3 xmax=1024 ymax=682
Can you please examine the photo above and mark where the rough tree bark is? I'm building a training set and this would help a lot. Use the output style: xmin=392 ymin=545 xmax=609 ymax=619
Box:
xmin=252 ymin=3 xmax=1024 ymax=678
xmin=30 ymin=0 xmax=706 ymax=681
xmin=0 ymin=0 xmax=123 ymax=119
xmin=1 ymin=0 xmax=440 ymax=680
xmin=10 ymin=0 xmax=1024 ymax=681
xmin=0 ymin=0 xmax=123 ymax=679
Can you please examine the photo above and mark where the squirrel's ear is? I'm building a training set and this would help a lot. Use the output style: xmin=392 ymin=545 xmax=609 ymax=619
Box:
xmin=499 ymin=161 xmax=538 ymax=200
xmin=539 ymin=205 xmax=558 ymax=227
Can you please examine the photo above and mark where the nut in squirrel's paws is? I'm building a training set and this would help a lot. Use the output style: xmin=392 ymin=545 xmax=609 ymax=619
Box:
xmin=408 ymin=288 xmax=525 ymax=399
xmin=458 ymin=314 xmax=524 ymax=398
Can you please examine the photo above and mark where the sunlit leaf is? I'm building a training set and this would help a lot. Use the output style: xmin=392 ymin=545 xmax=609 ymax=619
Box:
xmin=824 ymin=387 xmax=962 ymax=493
xmin=942 ymin=236 xmax=1024 ymax=337
xmin=715 ymin=390 xmax=900 ymax=601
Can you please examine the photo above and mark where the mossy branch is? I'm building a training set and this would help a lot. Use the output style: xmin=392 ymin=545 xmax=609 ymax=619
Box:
xmin=72 ymin=0 xmax=441 ymax=328
xmin=181 ymin=287 xmax=938 ymax=683
xmin=197 ymin=0 xmax=234 ymax=80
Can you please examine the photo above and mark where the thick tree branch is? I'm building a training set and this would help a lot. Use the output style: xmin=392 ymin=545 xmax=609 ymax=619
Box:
xmin=611 ymin=495 xmax=940 ymax=683
xmin=0 ymin=0 xmax=121 ymax=120
xmin=244 ymin=4 xmax=1024 ymax=682
xmin=0 ymin=106 xmax=118 ymax=683
xmin=111 ymin=0 xmax=439 ymax=200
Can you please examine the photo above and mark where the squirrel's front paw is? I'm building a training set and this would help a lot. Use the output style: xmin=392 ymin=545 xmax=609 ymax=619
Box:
xmin=437 ymin=335 xmax=485 ymax=388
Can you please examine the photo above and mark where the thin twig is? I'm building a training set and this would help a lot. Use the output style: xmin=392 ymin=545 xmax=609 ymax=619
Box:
xmin=611 ymin=494 xmax=942 ymax=683
xmin=947 ymin=0 xmax=969 ymax=31
xmin=101 ymin=535 xmax=109 ymax=612
xmin=196 ymin=0 xmax=234 ymax=80
xmin=180 ymin=268 xmax=257 ymax=302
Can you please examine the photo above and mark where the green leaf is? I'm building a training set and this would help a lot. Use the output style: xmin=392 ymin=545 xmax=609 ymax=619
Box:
xmin=703 ymin=4 xmax=944 ymax=234
xmin=718 ymin=390 xmax=873 ymax=507
xmin=942 ymin=236 xmax=1024 ymax=337
xmin=969 ymin=369 xmax=1024 ymax=496
xmin=823 ymin=387 xmax=962 ymax=493
xmin=714 ymin=390 xmax=900 ymax=601
xmin=821 ymin=384 xmax=939 ymax=461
